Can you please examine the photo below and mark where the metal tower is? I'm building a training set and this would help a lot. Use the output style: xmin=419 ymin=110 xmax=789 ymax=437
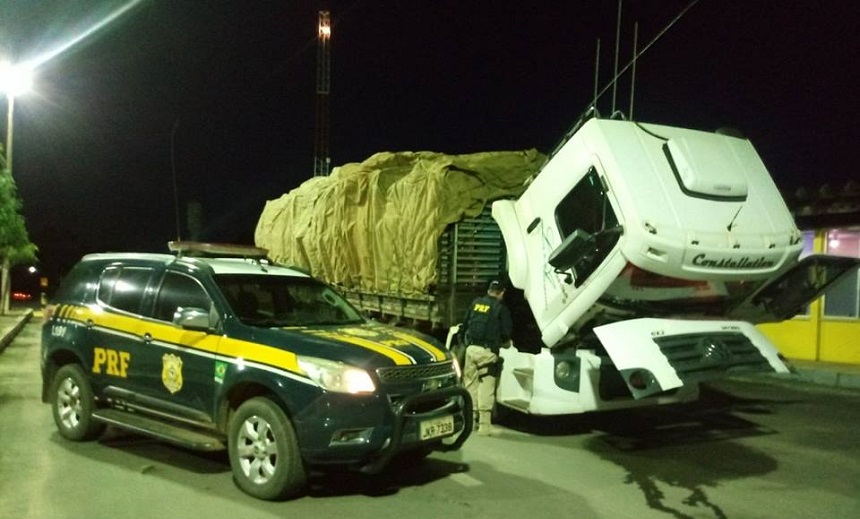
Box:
xmin=313 ymin=10 xmax=332 ymax=177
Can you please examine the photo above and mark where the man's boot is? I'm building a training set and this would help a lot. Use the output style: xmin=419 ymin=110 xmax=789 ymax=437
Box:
xmin=476 ymin=410 xmax=497 ymax=436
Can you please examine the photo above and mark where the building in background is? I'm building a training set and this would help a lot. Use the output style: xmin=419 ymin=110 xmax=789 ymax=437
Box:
xmin=760 ymin=182 xmax=860 ymax=365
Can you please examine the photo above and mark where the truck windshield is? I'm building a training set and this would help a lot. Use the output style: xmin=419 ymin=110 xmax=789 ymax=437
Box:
xmin=599 ymin=264 xmax=766 ymax=316
xmin=214 ymin=274 xmax=364 ymax=327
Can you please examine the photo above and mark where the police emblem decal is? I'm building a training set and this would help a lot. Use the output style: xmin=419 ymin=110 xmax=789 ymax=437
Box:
xmin=162 ymin=353 xmax=184 ymax=394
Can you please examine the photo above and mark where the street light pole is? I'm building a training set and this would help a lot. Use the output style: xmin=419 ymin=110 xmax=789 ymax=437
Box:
xmin=0 ymin=62 xmax=33 ymax=314
xmin=0 ymin=62 xmax=32 ymax=177
xmin=5 ymin=94 xmax=14 ymax=176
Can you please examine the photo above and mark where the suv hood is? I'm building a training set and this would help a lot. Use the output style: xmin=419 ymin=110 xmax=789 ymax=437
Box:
xmin=267 ymin=322 xmax=449 ymax=368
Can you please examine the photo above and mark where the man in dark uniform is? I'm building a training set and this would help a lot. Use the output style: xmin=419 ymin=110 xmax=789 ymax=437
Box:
xmin=462 ymin=280 xmax=512 ymax=435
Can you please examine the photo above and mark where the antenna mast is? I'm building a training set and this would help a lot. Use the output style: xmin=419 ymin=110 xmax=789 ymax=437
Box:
xmin=629 ymin=22 xmax=638 ymax=120
xmin=313 ymin=10 xmax=332 ymax=177
xmin=587 ymin=0 xmax=700 ymax=121
xmin=592 ymin=38 xmax=600 ymax=113
xmin=611 ymin=0 xmax=622 ymax=115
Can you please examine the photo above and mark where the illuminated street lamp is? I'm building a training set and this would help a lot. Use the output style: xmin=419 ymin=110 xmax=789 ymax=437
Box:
xmin=0 ymin=61 xmax=34 ymax=176
xmin=0 ymin=61 xmax=33 ymax=314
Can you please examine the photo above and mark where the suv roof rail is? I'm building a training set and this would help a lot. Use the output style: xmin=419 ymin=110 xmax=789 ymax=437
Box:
xmin=168 ymin=241 xmax=269 ymax=259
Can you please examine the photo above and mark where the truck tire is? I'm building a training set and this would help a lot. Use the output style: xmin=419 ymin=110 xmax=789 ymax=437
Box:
xmin=51 ymin=364 xmax=106 ymax=441
xmin=228 ymin=397 xmax=307 ymax=500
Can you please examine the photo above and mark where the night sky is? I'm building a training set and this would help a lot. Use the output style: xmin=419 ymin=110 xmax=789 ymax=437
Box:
xmin=1 ymin=0 xmax=857 ymax=282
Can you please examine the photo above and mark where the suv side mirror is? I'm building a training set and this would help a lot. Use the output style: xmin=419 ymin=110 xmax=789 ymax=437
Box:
xmin=173 ymin=307 xmax=213 ymax=331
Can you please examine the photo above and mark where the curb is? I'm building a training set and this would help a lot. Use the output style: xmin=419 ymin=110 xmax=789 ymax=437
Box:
xmin=0 ymin=309 xmax=34 ymax=354
xmin=791 ymin=366 xmax=860 ymax=391
xmin=739 ymin=368 xmax=860 ymax=392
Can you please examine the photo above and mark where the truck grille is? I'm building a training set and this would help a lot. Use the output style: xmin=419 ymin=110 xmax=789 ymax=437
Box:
xmin=653 ymin=332 xmax=772 ymax=382
xmin=375 ymin=361 xmax=456 ymax=383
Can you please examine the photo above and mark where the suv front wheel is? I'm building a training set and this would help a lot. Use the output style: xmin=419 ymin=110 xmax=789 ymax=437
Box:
xmin=228 ymin=396 xmax=307 ymax=500
xmin=51 ymin=364 xmax=106 ymax=441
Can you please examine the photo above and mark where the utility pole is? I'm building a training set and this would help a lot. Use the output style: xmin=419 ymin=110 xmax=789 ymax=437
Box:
xmin=313 ymin=10 xmax=332 ymax=177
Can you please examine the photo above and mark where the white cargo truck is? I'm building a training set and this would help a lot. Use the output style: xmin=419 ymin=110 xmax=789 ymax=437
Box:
xmin=256 ymin=116 xmax=858 ymax=418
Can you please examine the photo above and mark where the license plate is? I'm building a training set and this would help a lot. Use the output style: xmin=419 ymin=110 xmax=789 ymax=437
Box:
xmin=420 ymin=414 xmax=454 ymax=440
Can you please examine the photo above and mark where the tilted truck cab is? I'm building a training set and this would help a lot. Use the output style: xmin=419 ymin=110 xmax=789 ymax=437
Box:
xmin=491 ymin=118 xmax=860 ymax=414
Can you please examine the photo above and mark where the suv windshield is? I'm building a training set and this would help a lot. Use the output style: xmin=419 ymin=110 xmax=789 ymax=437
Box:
xmin=214 ymin=274 xmax=364 ymax=327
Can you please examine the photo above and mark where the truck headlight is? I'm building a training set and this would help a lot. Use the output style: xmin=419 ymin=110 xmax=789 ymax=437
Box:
xmin=297 ymin=355 xmax=376 ymax=394
xmin=555 ymin=361 xmax=573 ymax=379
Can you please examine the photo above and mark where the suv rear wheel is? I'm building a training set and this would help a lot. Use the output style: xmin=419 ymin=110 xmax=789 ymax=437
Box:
xmin=228 ymin=397 xmax=307 ymax=500
xmin=51 ymin=364 xmax=106 ymax=441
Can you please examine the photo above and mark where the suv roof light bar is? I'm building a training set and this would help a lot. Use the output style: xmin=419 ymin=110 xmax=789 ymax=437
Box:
xmin=168 ymin=241 xmax=269 ymax=259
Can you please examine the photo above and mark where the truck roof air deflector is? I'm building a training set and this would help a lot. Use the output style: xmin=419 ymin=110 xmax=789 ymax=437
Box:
xmin=663 ymin=135 xmax=748 ymax=202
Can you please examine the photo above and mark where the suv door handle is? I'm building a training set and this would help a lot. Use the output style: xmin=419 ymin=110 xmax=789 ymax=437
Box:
xmin=143 ymin=333 xmax=152 ymax=344
xmin=86 ymin=319 xmax=94 ymax=329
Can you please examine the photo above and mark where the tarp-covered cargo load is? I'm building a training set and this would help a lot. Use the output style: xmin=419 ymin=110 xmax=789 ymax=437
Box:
xmin=255 ymin=149 xmax=546 ymax=297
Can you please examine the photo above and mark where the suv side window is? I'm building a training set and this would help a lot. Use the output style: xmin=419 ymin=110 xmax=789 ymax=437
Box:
xmin=97 ymin=267 xmax=153 ymax=314
xmin=153 ymin=271 xmax=212 ymax=322
xmin=54 ymin=263 xmax=98 ymax=304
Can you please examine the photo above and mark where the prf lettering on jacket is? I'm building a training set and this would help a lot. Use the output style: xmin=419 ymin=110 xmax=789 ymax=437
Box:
xmin=92 ymin=347 xmax=130 ymax=378
xmin=473 ymin=303 xmax=491 ymax=313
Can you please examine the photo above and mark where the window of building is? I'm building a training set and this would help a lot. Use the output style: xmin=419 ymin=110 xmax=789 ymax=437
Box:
xmin=823 ymin=229 xmax=860 ymax=318
xmin=792 ymin=231 xmax=816 ymax=316
xmin=800 ymin=231 xmax=815 ymax=258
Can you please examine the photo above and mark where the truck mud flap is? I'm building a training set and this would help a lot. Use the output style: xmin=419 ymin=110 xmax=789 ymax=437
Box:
xmin=593 ymin=318 xmax=789 ymax=399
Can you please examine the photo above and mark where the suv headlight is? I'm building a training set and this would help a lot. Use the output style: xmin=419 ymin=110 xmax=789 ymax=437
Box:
xmin=297 ymin=355 xmax=376 ymax=394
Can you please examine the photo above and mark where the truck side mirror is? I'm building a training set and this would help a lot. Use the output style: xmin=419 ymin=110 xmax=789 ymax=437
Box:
xmin=548 ymin=230 xmax=593 ymax=272
xmin=548 ymin=227 xmax=623 ymax=287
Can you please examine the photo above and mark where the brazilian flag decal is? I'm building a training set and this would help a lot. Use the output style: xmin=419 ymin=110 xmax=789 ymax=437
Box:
xmin=214 ymin=361 xmax=228 ymax=383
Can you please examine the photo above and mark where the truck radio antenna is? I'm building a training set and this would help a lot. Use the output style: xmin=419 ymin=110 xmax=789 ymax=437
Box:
xmin=563 ymin=0 xmax=701 ymax=155
xmin=611 ymin=0 xmax=622 ymax=115
xmin=549 ymin=0 xmax=700 ymax=163
xmin=599 ymin=0 xmax=700 ymax=119
xmin=629 ymin=22 xmax=639 ymax=120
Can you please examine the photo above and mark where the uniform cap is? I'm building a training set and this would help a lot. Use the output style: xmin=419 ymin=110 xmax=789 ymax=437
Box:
xmin=488 ymin=280 xmax=505 ymax=291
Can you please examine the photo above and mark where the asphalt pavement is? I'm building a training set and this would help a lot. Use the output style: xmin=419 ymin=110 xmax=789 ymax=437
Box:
xmin=2 ymin=309 xmax=858 ymax=390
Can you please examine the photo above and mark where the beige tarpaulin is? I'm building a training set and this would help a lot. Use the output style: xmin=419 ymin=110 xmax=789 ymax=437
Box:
xmin=255 ymin=149 xmax=546 ymax=297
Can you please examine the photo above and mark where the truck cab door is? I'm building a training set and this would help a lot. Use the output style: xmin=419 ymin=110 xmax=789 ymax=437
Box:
xmin=727 ymin=254 xmax=860 ymax=323
xmin=504 ymin=164 xmax=625 ymax=347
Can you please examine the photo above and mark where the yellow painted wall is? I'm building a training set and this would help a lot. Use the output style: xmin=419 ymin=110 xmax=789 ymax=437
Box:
xmin=819 ymin=320 xmax=860 ymax=364
xmin=759 ymin=317 xmax=818 ymax=361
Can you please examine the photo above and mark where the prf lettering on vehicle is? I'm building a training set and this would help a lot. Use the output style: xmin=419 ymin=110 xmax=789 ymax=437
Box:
xmin=92 ymin=347 xmax=130 ymax=378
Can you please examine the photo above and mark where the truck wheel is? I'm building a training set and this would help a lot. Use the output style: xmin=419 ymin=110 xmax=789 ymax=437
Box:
xmin=228 ymin=397 xmax=307 ymax=500
xmin=51 ymin=364 xmax=105 ymax=441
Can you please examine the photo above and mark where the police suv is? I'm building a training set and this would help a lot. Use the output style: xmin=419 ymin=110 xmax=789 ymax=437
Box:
xmin=41 ymin=242 xmax=471 ymax=500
